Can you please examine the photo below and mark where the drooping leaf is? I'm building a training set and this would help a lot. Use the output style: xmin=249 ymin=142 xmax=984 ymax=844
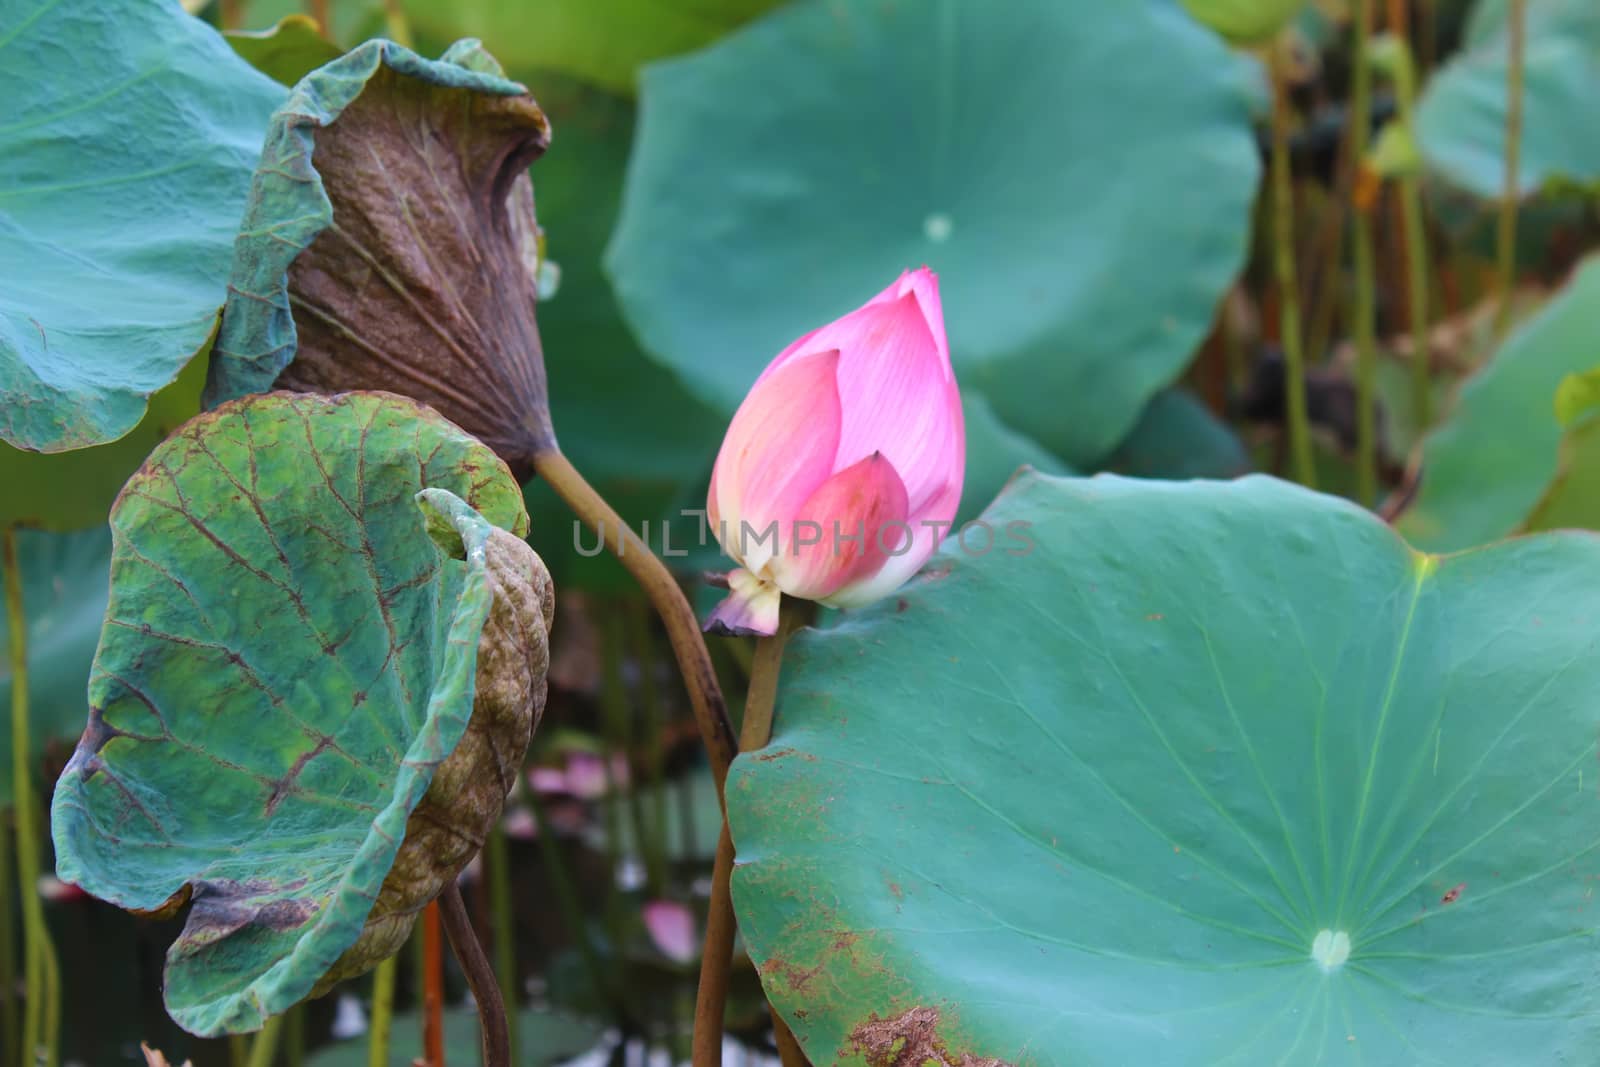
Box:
xmin=207 ymin=40 xmax=556 ymax=477
xmin=1097 ymin=388 xmax=1252 ymax=481
xmin=519 ymin=77 xmax=724 ymax=591
xmin=0 ymin=347 xmax=208 ymax=531
xmin=51 ymin=391 xmax=554 ymax=1036
xmin=226 ymin=15 xmax=345 ymax=86
xmin=1417 ymin=0 xmax=1600 ymax=197
xmin=0 ymin=0 xmax=282 ymax=453
xmin=1398 ymin=254 xmax=1600 ymax=551
xmin=730 ymin=471 xmax=1600 ymax=1063
xmin=0 ymin=526 xmax=111 ymax=807
xmin=606 ymin=0 xmax=1260 ymax=466
xmin=405 ymin=0 xmax=787 ymax=95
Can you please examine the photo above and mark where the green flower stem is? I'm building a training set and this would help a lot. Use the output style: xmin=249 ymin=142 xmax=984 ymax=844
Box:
xmin=485 ymin=826 xmax=520 ymax=1066
xmin=1494 ymin=0 xmax=1527 ymax=342
xmin=366 ymin=954 xmax=397 ymax=1067
xmin=696 ymin=599 xmax=805 ymax=1067
xmin=522 ymin=787 xmax=618 ymax=1018
xmin=245 ymin=1014 xmax=284 ymax=1067
xmin=284 ymin=1004 xmax=304 ymax=1067
xmin=0 ymin=813 xmax=14 ymax=1067
xmin=1269 ymin=51 xmax=1317 ymax=488
xmin=1352 ymin=0 xmax=1381 ymax=507
xmin=3 ymin=528 xmax=58 ymax=1067
xmin=230 ymin=1034 xmax=249 ymax=1067
xmin=439 ymin=884 xmax=510 ymax=1067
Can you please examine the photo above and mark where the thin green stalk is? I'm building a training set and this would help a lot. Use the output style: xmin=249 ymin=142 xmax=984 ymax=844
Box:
xmin=1352 ymin=0 xmax=1381 ymax=507
xmin=1382 ymin=13 xmax=1434 ymax=428
xmin=367 ymin=954 xmax=397 ymax=1067
xmin=1269 ymin=53 xmax=1317 ymax=488
xmin=1493 ymin=0 xmax=1527 ymax=342
xmin=625 ymin=605 xmax=670 ymax=889
xmin=695 ymin=601 xmax=804 ymax=1067
xmin=284 ymin=1004 xmax=304 ymax=1067
xmin=0 ymin=814 xmax=14 ymax=1067
xmin=245 ymin=1016 xmax=284 ymax=1067
xmin=4 ymin=529 xmax=58 ymax=1067
xmin=523 ymin=788 xmax=617 ymax=1016
xmin=484 ymin=826 xmax=520 ymax=1067
xmin=230 ymin=1034 xmax=249 ymax=1067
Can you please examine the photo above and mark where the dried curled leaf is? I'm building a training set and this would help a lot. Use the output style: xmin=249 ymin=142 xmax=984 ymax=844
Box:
xmin=209 ymin=40 xmax=554 ymax=476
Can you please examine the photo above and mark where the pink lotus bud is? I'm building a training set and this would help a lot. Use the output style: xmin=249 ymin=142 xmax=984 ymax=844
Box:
xmin=642 ymin=899 xmax=698 ymax=964
xmin=705 ymin=268 xmax=964 ymax=635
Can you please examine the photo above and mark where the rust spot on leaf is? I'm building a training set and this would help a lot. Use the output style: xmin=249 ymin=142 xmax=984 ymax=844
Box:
xmin=1441 ymin=882 xmax=1465 ymax=905
xmin=846 ymin=1006 xmax=1013 ymax=1066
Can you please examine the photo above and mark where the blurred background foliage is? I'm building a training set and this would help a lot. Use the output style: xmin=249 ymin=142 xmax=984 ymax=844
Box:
xmin=4 ymin=0 xmax=1600 ymax=1062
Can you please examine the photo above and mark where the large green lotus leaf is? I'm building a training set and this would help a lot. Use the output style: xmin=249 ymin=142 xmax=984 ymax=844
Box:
xmin=0 ymin=0 xmax=282 ymax=453
xmin=955 ymin=393 xmax=1071 ymax=527
xmin=1397 ymin=254 xmax=1600 ymax=551
xmin=50 ymin=391 xmax=533 ymax=1036
xmin=405 ymin=0 xmax=786 ymax=95
xmin=606 ymin=0 xmax=1260 ymax=466
xmin=206 ymin=39 xmax=556 ymax=475
xmin=0 ymin=346 xmax=209 ymax=530
xmin=1417 ymin=0 xmax=1600 ymax=198
xmin=519 ymin=77 xmax=724 ymax=592
xmin=729 ymin=471 xmax=1600 ymax=1063
xmin=0 ymin=526 xmax=111 ymax=807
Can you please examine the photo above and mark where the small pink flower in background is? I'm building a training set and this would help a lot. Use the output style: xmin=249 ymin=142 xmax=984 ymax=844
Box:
xmin=705 ymin=268 xmax=965 ymax=635
xmin=642 ymin=899 xmax=698 ymax=964
xmin=528 ymin=750 xmax=629 ymax=800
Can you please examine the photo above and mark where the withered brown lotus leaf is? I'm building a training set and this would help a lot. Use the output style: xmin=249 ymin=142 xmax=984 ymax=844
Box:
xmin=209 ymin=40 xmax=554 ymax=477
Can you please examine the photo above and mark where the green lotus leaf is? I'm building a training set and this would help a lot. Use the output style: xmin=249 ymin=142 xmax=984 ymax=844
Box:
xmin=1417 ymin=0 xmax=1600 ymax=198
xmin=226 ymin=15 xmax=345 ymax=87
xmin=0 ymin=346 xmax=208 ymax=531
xmin=1181 ymin=0 xmax=1305 ymax=45
xmin=1398 ymin=254 xmax=1600 ymax=551
xmin=730 ymin=471 xmax=1600 ymax=1063
xmin=0 ymin=0 xmax=282 ymax=454
xmin=405 ymin=0 xmax=786 ymax=95
xmin=51 ymin=391 xmax=553 ymax=1037
xmin=606 ymin=0 xmax=1260 ymax=467
xmin=207 ymin=39 xmax=555 ymax=477
xmin=1097 ymin=388 xmax=1251 ymax=480
xmin=956 ymin=393 xmax=1072 ymax=526
xmin=0 ymin=526 xmax=111 ymax=807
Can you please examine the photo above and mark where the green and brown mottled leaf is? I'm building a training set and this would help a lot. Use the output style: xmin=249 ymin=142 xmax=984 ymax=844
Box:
xmin=51 ymin=391 xmax=553 ymax=1036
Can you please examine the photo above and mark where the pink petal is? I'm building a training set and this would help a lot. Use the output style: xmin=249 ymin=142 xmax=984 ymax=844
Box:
xmin=831 ymin=293 xmax=960 ymax=514
xmin=771 ymin=452 xmax=910 ymax=601
xmin=642 ymin=899 xmax=698 ymax=964
xmin=709 ymin=350 xmax=842 ymax=573
xmin=703 ymin=568 xmax=781 ymax=636
xmin=565 ymin=752 xmax=611 ymax=800
xmin=826 ymin=474 xmax=961 ymax=609
xmin=869 ymin=268 xmax=951 ymax=374
xmin=528 ymin=765 xmax=568 ymax=794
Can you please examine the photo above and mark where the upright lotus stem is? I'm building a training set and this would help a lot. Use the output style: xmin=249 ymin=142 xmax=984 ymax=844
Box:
xmin=4 ymin=528 xmax=60 ymax=1067
xmin=530 ymin=451 xmax=737 ymax=792
xmin=1351 ymin=0 xmax=1381 ymax=506
xmin=1383 ymin=0 xmax=1434 ymax=428
xmin=439 ymin=884 xmax=511 ymax=1067
xmin=1494 ymin=0 xmax=1528 ymax=341
xmin=0 ymin=813 xmax=15 ymax=1067
xmin=696 ymin=599 xmax=806 ymax=1067
xmin=485 ymin=826 xmax=520 ymax=1066
xmin=421 ymin=901 xmax=445 ymax=1067
xmin=244 ymin=1014 xmax=284 ymax=1067
xmin=367 ymin=954 xmax=397 ymax=1067
xmin=1268 ymin=47 xmax=1318 ymax=488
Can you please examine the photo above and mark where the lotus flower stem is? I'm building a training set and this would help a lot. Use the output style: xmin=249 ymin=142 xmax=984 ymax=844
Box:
xmin=244 ymin=1014 xmax=284 ymax=1067
xmin=366 ymin=954 xmax=397 ymax=1067
xmin=284 ymin=1004 xmax=304 ymax=1067
xmin=440 ymin=883 xmax=511 ymax=1067
xmin=1351 ymin=0 xmax=1381 ymax=507
xmin=0 ymin=814 xmax=14 ymax=1067
xmin=695 ymin=598 xmax=806 ymax=1067
xmin=485 ymin=825 xmax=520 ymax=1065
xmin=1493 ymin=0 xmax=1527 ymax=342
xmin=531 ymin=450 xmax=737 ymax=788
xmin=421 ymin=901 xmax=446 ymax=1066
xmin=1268 ymin=51 xmax=1318 ymax=488
xmin=3 ymin=528 xmax=59 ymax=1067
